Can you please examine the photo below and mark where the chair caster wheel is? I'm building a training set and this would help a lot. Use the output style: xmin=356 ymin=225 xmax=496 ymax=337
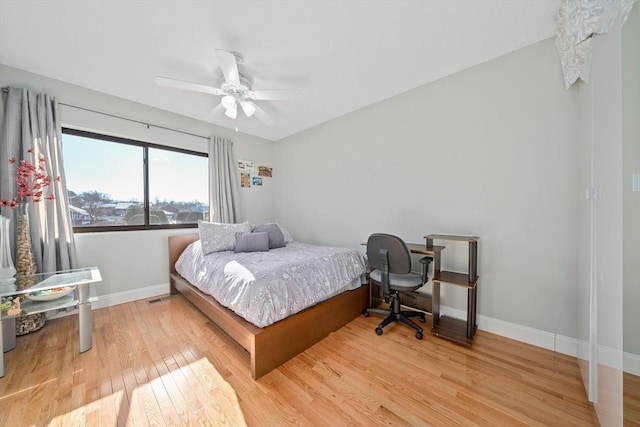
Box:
xmin=363 ymin=311 xmax=370 ymax=317
xmin=415 ymin=331 xmax=423 ymax=340
xmin=419 ymin=316 xmax=426 ymax=323
xmin=375 ymin=327 xmax=383 ymax=336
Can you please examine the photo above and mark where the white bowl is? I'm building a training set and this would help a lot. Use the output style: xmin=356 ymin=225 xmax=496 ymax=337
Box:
xmin=26 ymin=287 xmax=74 ymax=301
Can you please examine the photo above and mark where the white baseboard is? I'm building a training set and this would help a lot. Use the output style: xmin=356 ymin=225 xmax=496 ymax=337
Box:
xmin=624 ymin=351 xmax=640 ymax=376
xmin=91 ymin=283 xmax=170 ymax=310
xmin=440 ymin=304 xmax=557 ymax=350
xmin=555 ymin=334 xmax=581 ymax=357
xmin=46 ymin=282 xmax=169 ymax=320
xmin=439 ymin=304 xmax=639 ymax=375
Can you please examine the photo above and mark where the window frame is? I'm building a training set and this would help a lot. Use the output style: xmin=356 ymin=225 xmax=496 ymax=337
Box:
xmin=62 ymin=127 xmax=208 ymax=233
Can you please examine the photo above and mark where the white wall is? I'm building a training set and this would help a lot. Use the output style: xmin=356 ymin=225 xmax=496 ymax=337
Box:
xmin=274 ymin=38 xmax=583 ymax=338
xmin=0 ymin=64 xmax=275 ymax=298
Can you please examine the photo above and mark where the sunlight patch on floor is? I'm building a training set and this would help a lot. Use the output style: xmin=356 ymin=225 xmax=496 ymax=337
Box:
xmin=46 ymin=358 xmax=246 ymax=426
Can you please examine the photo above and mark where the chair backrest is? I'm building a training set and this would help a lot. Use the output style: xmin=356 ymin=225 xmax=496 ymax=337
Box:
xmin=366 ymin=233 xmax=412 ymax=274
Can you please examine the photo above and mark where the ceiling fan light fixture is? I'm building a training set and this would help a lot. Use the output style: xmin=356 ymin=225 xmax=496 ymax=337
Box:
xmin=224 ymin=104 xmax=237 ymax=119
xmin=240 ymin=100 xmax=256 ymax=117
xmin=224 ymin=105 xmax=238 ymax=119
xmin=221 ymin=95 xmax=236 ymax=110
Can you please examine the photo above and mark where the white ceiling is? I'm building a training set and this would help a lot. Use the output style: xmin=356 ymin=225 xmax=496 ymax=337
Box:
xmin=0 ymin=1 xmax=561 ymax=141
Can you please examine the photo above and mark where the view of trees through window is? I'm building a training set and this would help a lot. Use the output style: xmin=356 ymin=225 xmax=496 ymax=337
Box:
xmin=62 ymin=128 xmax=208 ymax=229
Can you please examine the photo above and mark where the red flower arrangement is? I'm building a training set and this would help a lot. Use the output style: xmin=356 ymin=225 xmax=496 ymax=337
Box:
xmin=0 ymin=148 xmax=60 ymax=209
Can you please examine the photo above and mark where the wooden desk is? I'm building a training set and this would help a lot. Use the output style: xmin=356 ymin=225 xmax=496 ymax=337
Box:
xmin=362 ymin=242 xmax=445 ymax=257
xmin=406 ymin=243 xmax=445 ymax=256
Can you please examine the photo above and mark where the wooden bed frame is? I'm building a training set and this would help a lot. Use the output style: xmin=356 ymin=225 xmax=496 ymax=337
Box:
xmin=168 ymin=234 xmax=369 ymax=380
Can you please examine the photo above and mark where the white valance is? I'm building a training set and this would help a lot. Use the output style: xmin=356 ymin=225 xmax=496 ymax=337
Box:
xmin=556 ymin=0 xmax=638 ymax=88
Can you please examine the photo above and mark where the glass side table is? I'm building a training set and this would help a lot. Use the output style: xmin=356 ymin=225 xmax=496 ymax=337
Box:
xmin=0 ymin=267 xmax=102 ymax=377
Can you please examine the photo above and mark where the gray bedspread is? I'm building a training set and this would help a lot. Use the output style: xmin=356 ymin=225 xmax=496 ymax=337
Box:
xmin=175 ymin=241 xmax=367 ymax=327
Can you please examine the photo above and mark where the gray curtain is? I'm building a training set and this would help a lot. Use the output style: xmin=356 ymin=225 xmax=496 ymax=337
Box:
xmin=0 ymin=87 xmax=78 ymax=273
xmin=208 ymin=136 xmax=240 ymax=223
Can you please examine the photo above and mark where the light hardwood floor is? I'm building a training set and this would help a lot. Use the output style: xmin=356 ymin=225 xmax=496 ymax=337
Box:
xmin=625 ymin=372 xmax=640 ymax=426
xmin=0 ymin=295 xmax=603 ymax=426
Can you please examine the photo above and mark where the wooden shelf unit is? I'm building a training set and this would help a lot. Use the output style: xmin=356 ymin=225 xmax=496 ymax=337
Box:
xmin=425 ymin=234 xmax=479 ymax=345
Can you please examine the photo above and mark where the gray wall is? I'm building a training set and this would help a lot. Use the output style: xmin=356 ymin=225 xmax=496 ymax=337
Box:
xmin=274 ymin=38 xmax=582 ymax=338
xmin=0 ymin=64 xmax=275 ymax=297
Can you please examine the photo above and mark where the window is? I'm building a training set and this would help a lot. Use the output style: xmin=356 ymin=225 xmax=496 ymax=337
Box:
xmin=62 ymin=128 xmax=208 ymax=232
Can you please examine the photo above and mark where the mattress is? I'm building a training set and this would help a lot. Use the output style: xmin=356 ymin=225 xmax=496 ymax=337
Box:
xmin=175 ymin=240 xmax=367 ymax=327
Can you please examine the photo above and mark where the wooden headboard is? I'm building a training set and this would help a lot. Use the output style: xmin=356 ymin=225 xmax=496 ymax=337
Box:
xmin=168 ymin=233 xmax=199 ymax=277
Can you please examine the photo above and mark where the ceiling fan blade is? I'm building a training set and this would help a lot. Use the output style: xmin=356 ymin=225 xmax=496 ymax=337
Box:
xmin=249 ymin=89 xmax=303 ymax=101
xmin=155 ymin=76 xmax=223 ymax=96
xmin=215 ymin=49 xmax=240 ymax=86
xmin=252 ymin=104 xmax=276 ymax=127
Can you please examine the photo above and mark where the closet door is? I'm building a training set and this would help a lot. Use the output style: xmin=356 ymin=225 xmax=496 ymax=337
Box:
xmin=622 ymin=5 xmax=640 ymax=426
xmin=585 ymin=17 xmax=627 ymax=427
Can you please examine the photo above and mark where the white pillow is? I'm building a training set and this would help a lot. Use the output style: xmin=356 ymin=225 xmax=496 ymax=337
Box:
xmin=198 ymin=220 xmax=251 ymax=254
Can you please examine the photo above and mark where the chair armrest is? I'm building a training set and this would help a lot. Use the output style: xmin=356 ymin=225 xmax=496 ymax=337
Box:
xmin=419 ymin=256 xmax=433 ymax=284
xmin=418 ymin=256 xmax=433 ymax=265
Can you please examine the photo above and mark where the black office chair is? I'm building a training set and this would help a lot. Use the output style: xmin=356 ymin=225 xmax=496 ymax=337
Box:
xmin=364 ymin=233 xmax=433 ymax=340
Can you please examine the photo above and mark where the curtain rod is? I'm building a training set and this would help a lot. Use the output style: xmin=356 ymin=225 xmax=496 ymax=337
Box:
xmin=1 ymin=87 xmax=210 ymax=141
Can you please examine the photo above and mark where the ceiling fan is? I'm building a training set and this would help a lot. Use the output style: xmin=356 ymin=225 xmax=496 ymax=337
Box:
xmin=155 ymin=49 xmax=301 ymax=126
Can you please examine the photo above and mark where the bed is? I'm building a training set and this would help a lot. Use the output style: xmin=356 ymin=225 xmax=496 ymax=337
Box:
xmin=168 ymin=233 xmax=369 ymax=380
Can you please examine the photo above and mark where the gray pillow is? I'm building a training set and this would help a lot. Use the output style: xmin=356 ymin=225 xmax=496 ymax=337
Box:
xmin=276 ymin=223 xmax=294 ymax=243
xmin=235 ymin=231 xmax=270 ymax=253
xmin=198 ymin=220 xmax=251 ymax=254
xmin=252 ymin=223 xmax=286 ymax=249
